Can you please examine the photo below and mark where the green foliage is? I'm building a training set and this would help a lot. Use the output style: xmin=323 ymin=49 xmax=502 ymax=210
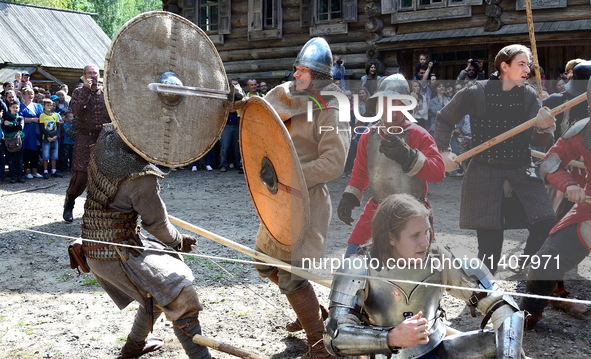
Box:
xmin=7 ymin=0 xmax=163 ymax=38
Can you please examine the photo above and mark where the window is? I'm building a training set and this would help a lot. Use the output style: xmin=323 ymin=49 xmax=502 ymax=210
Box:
xmin=318 ymin=0 xmax=342 ymax=22
xmin=264 ymin=0 xmax=276 ymax=28
xmin=248 ymin=0 xmax=282 ymax=40
xmin=399 ymin=0 xmax=465 ymax=10
xmin=199 ymin=0 xmax=218 ymax=31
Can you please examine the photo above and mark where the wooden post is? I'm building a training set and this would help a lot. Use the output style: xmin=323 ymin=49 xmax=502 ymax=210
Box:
xmin=525 ymin=0 xmax=543 ymax=98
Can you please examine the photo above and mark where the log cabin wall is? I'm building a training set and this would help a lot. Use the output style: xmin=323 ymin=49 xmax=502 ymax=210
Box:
xmin=162 ymin=0 xmax=591 ymax=90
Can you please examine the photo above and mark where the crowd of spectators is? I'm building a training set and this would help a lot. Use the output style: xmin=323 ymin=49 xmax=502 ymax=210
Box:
xmin=1 ymin=71 xmax=75 ymax=183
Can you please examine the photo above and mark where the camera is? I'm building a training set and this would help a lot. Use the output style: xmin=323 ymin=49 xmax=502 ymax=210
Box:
xmin=336 ymin=60 xmax=343 ymax=65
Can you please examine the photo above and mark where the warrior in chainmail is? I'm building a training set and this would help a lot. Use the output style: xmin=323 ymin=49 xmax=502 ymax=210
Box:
xmin=336 ymin=74 xmax=445 ymax=257
xmin=325 ymin=194 xmax=527 ymax=359
xmin=520 ymin=77 xmax=591 ymax=327
xmin=253 ymin=37 xmax=349 ymax=359
xmin=81 ymin=123 xmax=211 ymax=359
xmin=434 ymin=44 xmax=557 ymax=274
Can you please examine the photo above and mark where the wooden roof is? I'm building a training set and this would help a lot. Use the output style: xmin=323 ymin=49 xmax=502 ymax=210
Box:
xmin=377 ymin=19 xmax=591 ymax=47
xmin=0 ymin=1 xmax=111 ymax=70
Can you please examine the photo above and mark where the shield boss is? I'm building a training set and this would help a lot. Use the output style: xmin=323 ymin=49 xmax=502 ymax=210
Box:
xmin=240 ymin=96 xmax=310 ymax=249
xmin=104 ymin=11 xmax=229 ymax=166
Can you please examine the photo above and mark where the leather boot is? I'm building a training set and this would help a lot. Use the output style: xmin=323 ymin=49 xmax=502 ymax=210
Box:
xmin=520 ymin=279 xmax=555 ymax=329
xmin=285 ymin=284 xmax=335 ymax=359
xmin=173 ymin=317 xmax=212 ymax=359
xmin=267 ymin=272 xmax=319 ymax=333
xmin=120 ymin=338 xmax=164 ymax=358
xmin=286 ymin=305 xmax=329 ymax=333
xmin=120 ymin=307 xmax=164 ymax=358
xmin=63 ymin=194 xmax=76 ymax=223
xmin=549 ymin=281 xmax=591 ymax=318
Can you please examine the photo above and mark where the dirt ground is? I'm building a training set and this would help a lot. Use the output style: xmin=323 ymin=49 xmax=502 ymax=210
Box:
xmin=0 ymin=168 xmax=589 ymax=359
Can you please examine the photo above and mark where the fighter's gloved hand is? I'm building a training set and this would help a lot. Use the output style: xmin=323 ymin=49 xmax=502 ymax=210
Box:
xmin=177 ymin=234 xmax=197 ymax=253
xmin=534 ymin=106 xmax=556 ymax=133
xmin=337 ymin=192 xmax=360 ymax=226
xmin=379 ymin=134 xmax=419 ymax=173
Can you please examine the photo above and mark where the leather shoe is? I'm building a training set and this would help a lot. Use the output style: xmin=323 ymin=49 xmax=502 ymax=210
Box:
xmin=120 ymin=337 xmax=164 ymax=358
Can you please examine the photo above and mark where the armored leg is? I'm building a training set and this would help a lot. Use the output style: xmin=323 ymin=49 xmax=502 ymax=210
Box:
xmin=173 ymin=317 xmax=212 ymax=359
xmin=120 ymin=307 xmax=164 ymax=358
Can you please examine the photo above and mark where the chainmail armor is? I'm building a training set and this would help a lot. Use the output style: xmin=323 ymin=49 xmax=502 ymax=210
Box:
xmin=82 ymin=124 xmax=163 ymax=260
xmin=582 ymin=119 xmax=591 ymax=153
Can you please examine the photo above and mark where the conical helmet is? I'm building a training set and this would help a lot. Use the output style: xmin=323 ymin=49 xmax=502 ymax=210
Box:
xmin=566 ymin=61 xmax=591 ymax=96
xmin=369 ymin=73 xmax=412 ymax=105
xmin=294 ymin=37 xmax=333 ymax=77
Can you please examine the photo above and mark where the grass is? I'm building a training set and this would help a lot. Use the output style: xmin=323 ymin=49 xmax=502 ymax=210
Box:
xmin=80 ymin=276 xmax=99 ymax=286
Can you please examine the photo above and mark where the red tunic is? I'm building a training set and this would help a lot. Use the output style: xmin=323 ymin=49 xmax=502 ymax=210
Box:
xmin=346 ymin=122 xmax=445 ymax=245
xmin=544 ymin=132 xmax=591 ymax=251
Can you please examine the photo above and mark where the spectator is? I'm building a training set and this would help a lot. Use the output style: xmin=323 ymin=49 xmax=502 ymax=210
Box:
xmin=219 ymin=80 xmax=241 ymax=173
xmin=332 ymin=55 xmax=346 ymax=90
xmin=413 ymin=52 xmax=430 ymax=80
xmin=17 ymin=72 xmax=33 ymax=92
xmin=53 ymin=91 xmax=70 ymax=114
xmin=19 ymin=88 xmax=43 ymax=179
xmin=259 ymin=81 xmax=269 ymax=96
xmin=13 ymin=72 xmax=21 ymax=88
xmin=409 ymin=80 xmax=428 ymax=128
xmin=60 ymin=111 xmax=75 ymax=171
xmin=457 ymin=59 xmax=486 ymax=84
xmin=38 ymin=98 xmax=63 ymax=179
xmin=59 ymin=84 xmax=72 ymax=102
xmin=2 ymin=101 xmax=25 ymax=183
xmin=245 ymin=79 xmax=263 ymax=97
xmin=428 ymin=80 xmax=450 ymax=135
xmin=361 ymin=60 xmax=384 ymax=95
xmin=564 ymin=58 xmax=585 ymax=82
xmin=1 ymin=82 xmax=14 ymax=100
xmin=63 ymin=64 xmax=111 ymax=223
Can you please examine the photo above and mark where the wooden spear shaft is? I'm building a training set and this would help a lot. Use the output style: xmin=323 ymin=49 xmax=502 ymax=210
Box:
xmin=168 ymin=215 xmax=332 ymax=288
xmin=530 ymin=149 xmax=586 ymax=170
xmin=455 ymin=93 xmax=587 ymax=163
xmin=192 ymin=334 xmax=267 ymax=359
xmin=525 ymin=0 xmax=543 ymax=98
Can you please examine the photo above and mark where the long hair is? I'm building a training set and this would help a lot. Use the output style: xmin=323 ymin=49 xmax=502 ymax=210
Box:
xmin=370 ymin=194 xmax=429 ymax=266
xmin=494 ymin=44 xmax=531 ymax=75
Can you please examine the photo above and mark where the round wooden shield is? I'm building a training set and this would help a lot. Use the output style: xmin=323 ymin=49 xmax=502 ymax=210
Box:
xmin=104 ymin=11 xmax=229 ymax=167
xmin=240 ymin=96 xmax=310 ymax=249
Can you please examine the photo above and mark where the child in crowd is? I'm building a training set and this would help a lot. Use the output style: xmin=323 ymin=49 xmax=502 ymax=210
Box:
xmin=61 ymin=111 xmax=75 ymax=171
xmin=2 ymin=101 xmax=25 ymax=183
xmin=38 ymin=99 xmax=63 ymax=179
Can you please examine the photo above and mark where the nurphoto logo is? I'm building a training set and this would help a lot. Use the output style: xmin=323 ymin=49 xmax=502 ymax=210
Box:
xmin=306 ymin=91 xmax=418 ymax=134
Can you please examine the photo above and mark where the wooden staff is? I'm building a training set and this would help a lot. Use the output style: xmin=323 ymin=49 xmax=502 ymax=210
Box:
xmin=168 ymin=215 xmax=332 ymax=288
xmin=455 ymin=93 xmax=587 ymax=163
xmin=525 ymin=0 xmax=543 ymax=98
xmin=193 ymin=334 xmax=267 ymax=359
xmin=530 ymin=149 xmax=586 ymax=170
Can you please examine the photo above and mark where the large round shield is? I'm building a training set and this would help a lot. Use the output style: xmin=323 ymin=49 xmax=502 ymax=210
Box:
xmin=240 ymin=96 xmax=310 ymax=249
xmin=104 ymin=11 xmax=229 ymax=166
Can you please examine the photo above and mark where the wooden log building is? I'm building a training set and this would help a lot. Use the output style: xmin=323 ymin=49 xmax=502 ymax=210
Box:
xmin=162 ymin=0 xmax=591 ymax=89
xmin=0 ymin=1 xmax=110 ymax=92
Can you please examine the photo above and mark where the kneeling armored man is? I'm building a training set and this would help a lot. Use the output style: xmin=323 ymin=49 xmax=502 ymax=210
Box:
xmin=325 ymin=194 xmax=526 ymax=359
